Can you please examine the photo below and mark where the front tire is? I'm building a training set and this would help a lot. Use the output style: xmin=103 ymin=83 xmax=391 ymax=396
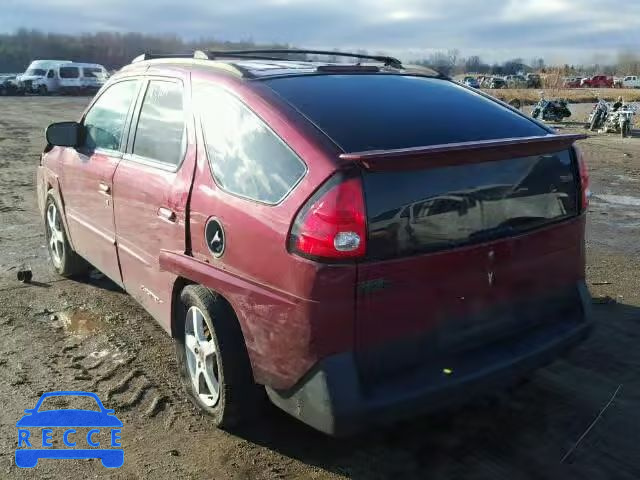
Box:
xmin=590 ymin=112 xmax=601 ymax=131
xmin=38 ymin=85 xmax=48 ymax=96
xmin=175 ymin=285 xmax=261 ymax=429
xmin=44 ymin=194 xmax=88 ymax=277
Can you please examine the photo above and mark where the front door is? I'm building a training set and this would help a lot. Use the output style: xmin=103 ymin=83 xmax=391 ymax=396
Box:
xmin=112 ymin=77 xmax=194 ymax=330
xmin=61 ymin=79 xmax=141 ymax=285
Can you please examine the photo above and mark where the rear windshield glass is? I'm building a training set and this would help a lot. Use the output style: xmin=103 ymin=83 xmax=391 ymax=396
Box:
xmin=264 ymin=75 xmax=546 ymax=152
xmin=60 ymin=67 xmax=80 ymax=78
xmin=364 ymin=150 xmax=578 ymax=260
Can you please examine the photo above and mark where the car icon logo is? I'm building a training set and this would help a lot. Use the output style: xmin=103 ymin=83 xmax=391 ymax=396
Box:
xmin=15 ymin=391 xmax=123 ymax=468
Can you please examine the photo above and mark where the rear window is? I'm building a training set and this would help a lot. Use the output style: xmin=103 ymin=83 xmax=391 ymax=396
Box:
xmin=60 ymin=67 xmax=79 ymax=78
xmin=364 ymin=150 xmax=579 ymax=260
xmin=264 ymin=75 xmax=546 ymax=152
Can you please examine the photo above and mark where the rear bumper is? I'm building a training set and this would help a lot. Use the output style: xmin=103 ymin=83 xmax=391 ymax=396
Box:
xmin=267 ymin=282 xmax=592 ymax=435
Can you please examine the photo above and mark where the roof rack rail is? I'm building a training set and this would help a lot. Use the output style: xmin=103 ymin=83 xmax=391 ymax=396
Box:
xmin=205 ymin=49 xmax=403 ymax=68
xmin=131 ymin=51 xmax=209 ymax=63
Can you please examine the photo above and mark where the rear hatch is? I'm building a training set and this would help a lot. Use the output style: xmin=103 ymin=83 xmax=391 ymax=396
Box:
xmin=353 ymin=137 xmax=587 ymax=382
xmin=265 ymin=74 xmax=588 ymax=381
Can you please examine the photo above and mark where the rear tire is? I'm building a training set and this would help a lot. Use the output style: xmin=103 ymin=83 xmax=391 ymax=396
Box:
xmin=175 ymin=285 xmax=262 ymax=430
xmin=44 ymin=193 xmax=89 ymax=277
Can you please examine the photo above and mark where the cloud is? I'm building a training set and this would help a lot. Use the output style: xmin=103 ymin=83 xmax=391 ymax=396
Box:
xmin=2 ymin=0 xmax=639 ymax=62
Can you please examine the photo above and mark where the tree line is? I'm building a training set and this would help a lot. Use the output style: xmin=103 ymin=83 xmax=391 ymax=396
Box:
xmin=0 ymin=29 xmax=292 ymax=73
xmin=2 ymin=30 xmax=640 ymax=77
xmin=415 ymin=48 xmax=640 ymax=77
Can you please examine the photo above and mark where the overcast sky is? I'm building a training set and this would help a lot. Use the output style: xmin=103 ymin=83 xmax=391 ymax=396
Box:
xmin=3 ymin=0 xmax=640 ymax=63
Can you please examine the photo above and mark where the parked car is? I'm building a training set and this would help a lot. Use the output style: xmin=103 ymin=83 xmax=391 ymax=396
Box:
xmin=526 ymin=73 xmax=542 ymax=88
xmin=504 ymin=75 xmax=527 ymax=88
xmin=489 ymin=77 xmax=507 ymax=89
xmin=38 ymin=49 xmax=592 ymax=435
xmin=0 ymin=74 xmax=25 ymax=96
xmin=462 ymin=76 xmax=480 ymax=88
xmin=581 ymin=75 xmax=613 ymax=88
xmin=622 ymin=76 xmax=640 ymax=89
xmin=563 ymin=77 xmax=583 ymax=88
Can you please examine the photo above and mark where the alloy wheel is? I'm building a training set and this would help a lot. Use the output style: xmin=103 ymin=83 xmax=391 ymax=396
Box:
xmin=184 ymin=306 xmax=220 ymax=407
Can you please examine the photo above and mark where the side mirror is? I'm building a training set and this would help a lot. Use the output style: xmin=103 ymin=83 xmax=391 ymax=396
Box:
xmin=46 ymin=121 xmax=81 ymax=148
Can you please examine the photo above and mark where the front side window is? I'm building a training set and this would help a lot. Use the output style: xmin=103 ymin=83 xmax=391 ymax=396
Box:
xmin=132 ymin=80 xmax=185 ymax=166
xmin=60 ymin=67 xmax=79 ymax=79
xmin=83 ymin=80 xmax=140 ymax=152
xmin=47 ymin=70 xmax=55 ymax=79
xmin=195 ymin=83 xmax=306 ymax=204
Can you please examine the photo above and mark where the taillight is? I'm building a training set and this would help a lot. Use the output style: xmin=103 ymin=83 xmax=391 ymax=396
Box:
xmin=575 ymin=145 xmax=590 ymax=211
xmin=289 ymin=174 xmax=367 ymax=260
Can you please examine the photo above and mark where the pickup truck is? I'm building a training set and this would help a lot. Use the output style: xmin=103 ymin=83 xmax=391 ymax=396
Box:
xmin=622 ymin=76 xmax=640 ymax=88
xmin=581 ymin=75 xmax=613 ymax=88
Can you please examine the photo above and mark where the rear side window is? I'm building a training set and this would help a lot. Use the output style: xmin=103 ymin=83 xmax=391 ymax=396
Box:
xmin=83 ymin=67 xmax=104 ymax=78
xmin=364 ymin=151 xmax=579 ymax=260
xmin=59 ymin=67 xmax=79 ymax=79
xmin=194 ymin=83 xmax=306 ymax=204
xmin=132 ymin=80 xmax=186 ymax=166
xmin=83 ymin=80 xmax=140 ymax=152
xmin=264 ymin=75 xmax=546 ymax=152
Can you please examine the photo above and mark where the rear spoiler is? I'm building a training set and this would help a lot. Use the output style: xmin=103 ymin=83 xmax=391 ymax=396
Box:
xmin=340 ymin=134 xmax=587 ymax=171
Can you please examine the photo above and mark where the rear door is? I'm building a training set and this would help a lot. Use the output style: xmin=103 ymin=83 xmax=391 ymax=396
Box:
xmin=62 ymin=78 xmax=141 ymax=285
xmin=112 ymin=75 xmax=195 ymax=331
xmin=356 ymin=148 xmax=582 ymax=369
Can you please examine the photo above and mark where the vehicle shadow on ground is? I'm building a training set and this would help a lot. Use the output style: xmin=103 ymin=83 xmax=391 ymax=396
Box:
xmin=71 ymin=269 xmax=124 ymax=293
xmin=235 ymin=301 xmax=640 ymax=479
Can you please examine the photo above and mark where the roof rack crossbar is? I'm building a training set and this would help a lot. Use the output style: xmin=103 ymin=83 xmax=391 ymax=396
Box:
xmin=205 ymin=49 xmax=403 ymax=68
xmin=132 ymin=51 xmax=209 ymax=63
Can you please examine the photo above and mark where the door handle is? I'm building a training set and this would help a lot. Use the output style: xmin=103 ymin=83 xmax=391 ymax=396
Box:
xmin=157 ymin=207 xmax=176 ymax=223
xmin=98 ymin=182 xmax=111 ymax=195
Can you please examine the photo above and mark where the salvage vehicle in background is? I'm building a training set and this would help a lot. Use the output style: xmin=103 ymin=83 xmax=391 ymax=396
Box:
xmin=37 ymin=49 xmax=592 ymax=435
xmin=622 ymin=76 xmax=640 ymax=89
xmin=563 ymin=77 xmax=583 ymax=88
xmin=17 ymin=60 xmax=108 ymax=95
xmin=581 ymin=75 xmax=613 ymax=88
xmin=504 ymin=75 xmax=527 ymax=88
xmin=19 ymin=60 xmax=71 ymax=94
xmin=57 ymin=63 xmax=109 ymax=95
xmin=526 ymin=73 xmax=542 ymax=88
xmin=0 ymin=74 xmax=25 ymax=96
xmin=462 ymin=76 xmax=480 ymax=88
xmin=489 ymin=77 xmax=507 ymax=88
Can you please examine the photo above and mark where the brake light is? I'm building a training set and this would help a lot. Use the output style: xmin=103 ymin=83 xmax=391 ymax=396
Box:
xmin=575 ymin=145 xmax=590 ymax=210
xmin=289 ymin=175 xmax=367 ymax=260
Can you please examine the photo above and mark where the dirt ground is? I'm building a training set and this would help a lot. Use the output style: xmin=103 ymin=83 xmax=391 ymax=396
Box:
xmin=1 ymin=97 xmax=639 ymax=479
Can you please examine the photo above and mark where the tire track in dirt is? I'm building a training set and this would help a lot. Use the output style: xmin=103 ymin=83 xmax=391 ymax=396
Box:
xmin=46 ymin=317 xmax=181 ymax=423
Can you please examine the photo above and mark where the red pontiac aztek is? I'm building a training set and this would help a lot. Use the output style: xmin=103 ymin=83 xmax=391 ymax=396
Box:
xmin=37 ymin=49 xmax=592 ymax=435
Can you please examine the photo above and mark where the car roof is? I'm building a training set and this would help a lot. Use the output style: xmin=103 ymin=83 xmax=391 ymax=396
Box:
xmin=119 ymin=50 xmax=442 ymax=81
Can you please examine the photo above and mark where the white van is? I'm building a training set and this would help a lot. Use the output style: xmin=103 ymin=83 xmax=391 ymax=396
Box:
xmin=19 ymin=60 xmax=108 ymax=95
xmin=58 ymin=63 xmax=109 ymax=94
xmin=19 ymin=60 xmax=71 ymax=94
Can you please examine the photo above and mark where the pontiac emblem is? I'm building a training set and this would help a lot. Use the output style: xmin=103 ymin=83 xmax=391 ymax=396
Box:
xmin=488 ymin=271 xmax=495 ymax=286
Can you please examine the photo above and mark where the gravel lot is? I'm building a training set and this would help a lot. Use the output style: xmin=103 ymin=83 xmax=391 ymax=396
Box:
xmin=1 ymin=97 xmax=639 ymax=479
